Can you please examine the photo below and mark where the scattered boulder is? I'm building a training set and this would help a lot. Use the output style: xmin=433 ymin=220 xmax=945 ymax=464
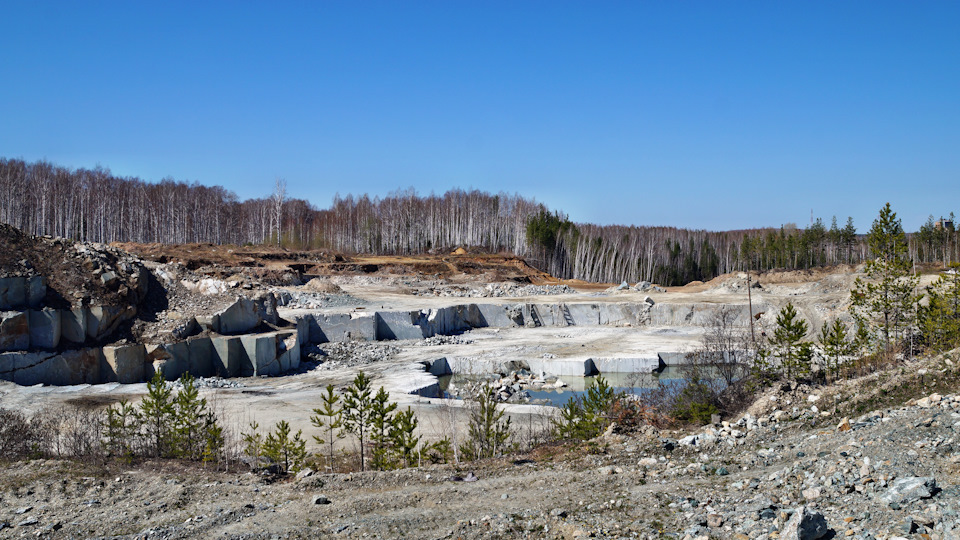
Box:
xmin=781 ymin=506 xmax=830 ymax=540
xmin=880 ymin=477 xmax=938 ymax=505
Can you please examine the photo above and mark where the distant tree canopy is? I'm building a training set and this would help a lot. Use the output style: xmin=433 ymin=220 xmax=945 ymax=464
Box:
xmin=1 ymin=157 xmax=955 ymax=285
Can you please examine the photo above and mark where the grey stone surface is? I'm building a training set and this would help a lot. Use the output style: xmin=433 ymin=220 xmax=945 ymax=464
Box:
xmin=376 ymin=311 xmax=426 ymax=340
xmin=216 ymin=297 xmax=260 ymax=334
xmin=590 ymin=356 xmax=661 ymax=374
xmin=307 ymin=312 xmax=377 ymax=343
xmin=28 ymin=309 xmax=61 ymax=349
xmin=241 ymin=334 xmax=277 ymax=376
xmin=187 ymin=336 xmax=215 ymax=377
xmin=0 ymin=277 xmax=26 ymax=309
xmin=102 ymin=344 xmax=146 ymax=384
xmin=780 ymin=506 xmax=830 ymax=540
xmin=472 ymin=303 xmax=516 ymax=327
xmin=415 ymin=307 xmax=471 ymax=336
xmin=86 ymin=305 xmax=135 ymax=341
xmin=0 ymin=351 xmax=57 ymax=385
xmin=211 ymin=336 xmax=244 ymax=377
xmin=0 ymin=311 xmax=30 ymax=351
xmin=40 ymin=348 xmax=103 ymax=385
xmin=26 ymin=276 xmax=45 ymax=308
xmin=60 ymin=307 xmax=88 ymax=344
xmin=880 ymin=476 xmax=938 ymax=505
xmin=195 ymin=314 xmax=220 ymax=332
xmin=564 ymin=303 xmax=601 ymax=326
xmin=427 ymin=357 xmax=452 ymax=376
xmin=294 ymin=315 xmax=310 ymax=347
xmin=276 ymin=331 xmax=299 ymax=373
xmin=148 ymin=342 xmax=190 ymax=380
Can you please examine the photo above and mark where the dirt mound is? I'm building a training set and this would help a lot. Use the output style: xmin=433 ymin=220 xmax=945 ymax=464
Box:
xmin=0 ymin=225 xmax=148 ymax=309
xmin=303 ymin=277 xmax=343 ymax=293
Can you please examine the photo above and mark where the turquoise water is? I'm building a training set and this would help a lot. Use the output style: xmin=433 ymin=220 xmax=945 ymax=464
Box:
xmin=437 ymin=366 xmax=700 ymax=408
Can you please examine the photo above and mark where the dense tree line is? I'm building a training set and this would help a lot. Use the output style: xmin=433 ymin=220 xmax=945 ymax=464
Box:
xmin=3 ymin=157 xmax=958 ymax=285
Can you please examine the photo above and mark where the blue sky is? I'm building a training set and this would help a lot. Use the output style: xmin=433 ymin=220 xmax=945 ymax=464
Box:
xmin=1 ymin=1 xmax=958 ymax=232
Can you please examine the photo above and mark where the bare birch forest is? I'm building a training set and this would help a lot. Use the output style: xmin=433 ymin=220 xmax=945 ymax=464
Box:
xmin=2 ymin=158 xmax=955 ymax=285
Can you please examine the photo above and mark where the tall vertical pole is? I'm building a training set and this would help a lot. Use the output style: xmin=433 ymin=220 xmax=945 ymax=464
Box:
xmin=747 ymin=273 xmax=756 ymax=345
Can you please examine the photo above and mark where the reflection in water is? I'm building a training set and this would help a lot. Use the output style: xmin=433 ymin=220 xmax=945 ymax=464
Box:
xmin=436 ymin=366 xmax=721 ymax=408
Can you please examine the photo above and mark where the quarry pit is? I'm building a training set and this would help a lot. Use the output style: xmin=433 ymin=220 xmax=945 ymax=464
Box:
xmin=0 ymin=230 xmax=860 ymax=446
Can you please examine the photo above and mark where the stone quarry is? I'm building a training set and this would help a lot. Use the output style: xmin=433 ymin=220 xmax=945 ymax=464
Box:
xmin=1 ymin=229 xmax=959 ymax=539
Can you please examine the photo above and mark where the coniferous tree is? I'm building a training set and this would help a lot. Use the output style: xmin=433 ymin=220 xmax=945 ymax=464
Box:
xmin=102 ymin=400 xmax=140 ymax=459
xmin=310 ymin=384 xmax=343 ymax=472
xmin=390 ymin=407 xmax=421 ymax=468
xmin=171 ymin=373 xmax=219 ymax=460
xmin=918 ymin=263 xmax=960 ymax=352
xmin=263 ymin=420 xmax=307 ymax=474
xmin=818 ymin=319 xmax=853 ymax=379
xmin=139 ymin=371 xmax=175 ymax=457
xmin=460 ymin=385 xmax=511 ymax=460
xmin=851 ymin=203 xmax=919 ymax=356
xmin=340 ymin=371 xmax=374 ymax=472
xmin=368 ymin=387 xmax=398 ymax=471
xmin=771 ymin=302 xmax=809 ymax=379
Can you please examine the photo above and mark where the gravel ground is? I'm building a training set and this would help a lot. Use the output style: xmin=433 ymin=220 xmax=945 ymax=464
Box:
xmin=2 ymin=353 xmax=959 ymax=539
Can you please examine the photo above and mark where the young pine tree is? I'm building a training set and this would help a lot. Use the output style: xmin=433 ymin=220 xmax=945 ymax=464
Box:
xmin=171 ymin=373 xmax=221 ymax=460
xmin=242 ymin=421 xmax=264 ymax=468
xmin=310 ymin=384 xmax=343 ymax=473
xmin=818 ymin=319 xmax=852 ymax=379
xmin=460 ymin=385 xmax=511 ymax=461
xmin=368 ymin=387 xmax=398 ymax=471
xmin=918 ymin=264 xmax=960 ymax=353
xmin=263 ymin=420 xmax=307 ymax=474
xmin=340 ymin=371 xmax=374 ymax=472
xmin=102 ymin=400 xmax=140 ymax=459
xmin=139 ymin=371 xmax=175 ymax=458
xmin=851 ymin=203 xmax=920 ymax=356
xmin=390 ymin=407 xmax=421 ymax=468
xmin=771 ymin=302 xmax=809 ymax=380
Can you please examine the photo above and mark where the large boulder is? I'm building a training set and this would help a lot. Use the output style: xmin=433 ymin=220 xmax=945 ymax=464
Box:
xmin=880 ymin=477 xmax=938 ymax=505
xmin=781 ymin=506 xmax=830 ymax=540
xmin=0 ymin=311 xmax=30 ymax=351
xmin=102 ymin=344 xmax=146 ymax=384
xmin=26 ymin=276 xmax=45 ymax=308
xmin=147 ymin=342 xmax=190 ymax=380
xmin=276 ymin=331 xmax=300 ymax=373
xmin=0 ymin=351 xmax=57 ymax=385
xmin=216 ymin=298 xmax=260 ymax=335
xmin=48 ymin=348 xmax=102 ymax=385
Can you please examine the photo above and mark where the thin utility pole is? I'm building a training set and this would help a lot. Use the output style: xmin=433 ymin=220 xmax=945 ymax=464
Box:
xmin=746 ymin=273 xmax=756 ymax=345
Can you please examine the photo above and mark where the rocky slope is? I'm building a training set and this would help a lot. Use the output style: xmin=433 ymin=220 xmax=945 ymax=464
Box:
xmin=1 ymin=354 xmax=959 ymax=539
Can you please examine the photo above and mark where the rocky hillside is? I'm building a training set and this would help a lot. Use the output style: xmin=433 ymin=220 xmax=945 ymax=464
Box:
xmin=1 ymin=352 xmax=959 ymax=539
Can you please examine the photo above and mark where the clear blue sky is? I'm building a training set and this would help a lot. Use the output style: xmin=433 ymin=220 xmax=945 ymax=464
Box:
xmin=2 ymin=1 xmax=958 ymax=232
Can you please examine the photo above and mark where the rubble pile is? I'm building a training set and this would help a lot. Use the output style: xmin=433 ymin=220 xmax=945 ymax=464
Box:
xmin=417 ymin=282 xmax=577 ymax=298
xmin=305 ymin=341 xmax=400 ymax=370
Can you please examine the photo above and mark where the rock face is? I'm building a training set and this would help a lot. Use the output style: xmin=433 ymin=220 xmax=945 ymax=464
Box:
xmin=60 ymin=308 xmax=88 ymax=344
xmin=781 ymin=506 xmax=830 ymax=540
xmin=0 ymin=311 xmax=30 ymax=351
xmin=0 ymin=277 xmax=28 ymax=310
xmin=101 ymin=344 xmax=146 ymax=384
xmin=215 ymin=298 xmax=261 ymax=335
xmin=28 ymin=309 xmax=61 ymax=349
